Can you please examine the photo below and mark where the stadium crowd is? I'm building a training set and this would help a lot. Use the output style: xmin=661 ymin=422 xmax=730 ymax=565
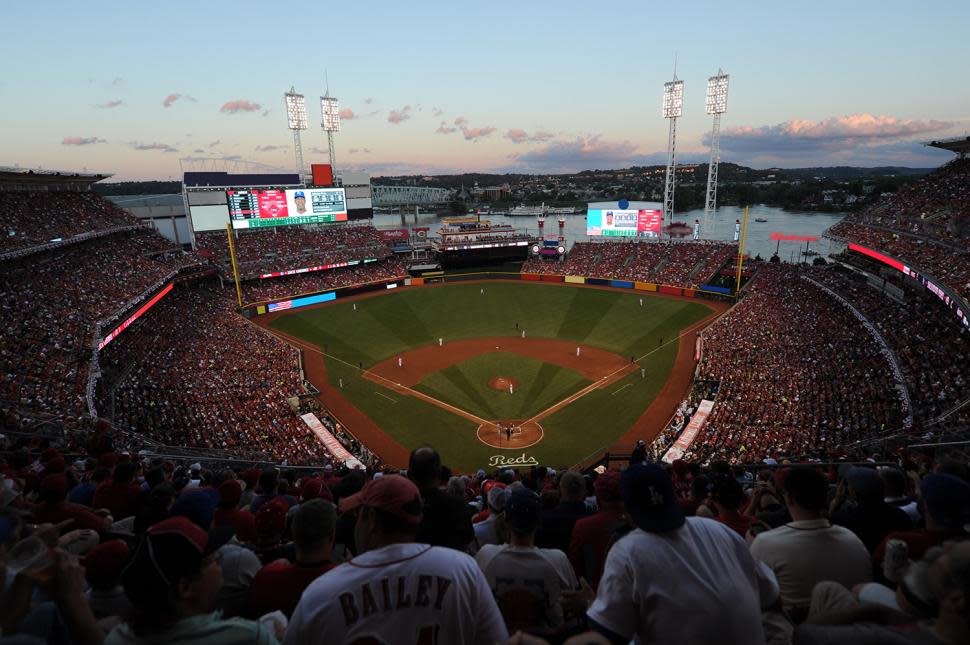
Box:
xmin=2 ymin=435 xmax=969 ymax=645
xmin=241 ymin=257 xmax=407 ymax=304
xmin=522 ymin=240 xmax=735 ymax=288
xmin=0 ymin=192 xmax=140 ymax=254
xmin=686 ymin=263 xmax=906 ymax=464
xmin=196 ymin=226 xmax=391 ymax=280
xmin=827 ymin=159 xmax=970 ymax=302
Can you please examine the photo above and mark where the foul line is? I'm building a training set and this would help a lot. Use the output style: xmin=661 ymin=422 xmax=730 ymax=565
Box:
xmin=263 ymin=306 xmax=728 ymax=436
xmin=611 ymin=383 xmax=633 ymax=396
xmin=375 ymin=392 xmax=397 ymax=403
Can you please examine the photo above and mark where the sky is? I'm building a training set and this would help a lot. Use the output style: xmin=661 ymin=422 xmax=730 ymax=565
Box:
xmin=2 ymin=1 xmax=969 ymax=181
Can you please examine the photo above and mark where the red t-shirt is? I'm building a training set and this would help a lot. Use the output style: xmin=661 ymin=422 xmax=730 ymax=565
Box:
xmin=873 ymin=528 xmax=952 ymax=568
xmin=91 ymin=481 xmax=142 ymax=519
xmin=715 ymin=513 xmax=757 ymax=538
xmin=246 ymin=560 xmax=336 ymax=618
xmin=568 ymin=508 xmax=628 ymax=588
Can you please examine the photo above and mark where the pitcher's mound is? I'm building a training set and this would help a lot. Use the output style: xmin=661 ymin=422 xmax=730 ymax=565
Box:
xmin=488 ymin=376 xmax=519 ymax=391
xmin=476 ymin=419 xmax=544 ymax=449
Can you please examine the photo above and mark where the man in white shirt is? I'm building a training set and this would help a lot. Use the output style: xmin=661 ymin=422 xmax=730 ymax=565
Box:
xmin=475 ymin=488 xmax=579 ymax=637
xmin=587 ymin=464 xmax=769 ymax=645
xmin=750 ymin=467 xmax=872 ymax=618
xmin=473 ymin=485 xmax=508 ymax=549
xmin=285 ymin=474 xmax=508 ymax=645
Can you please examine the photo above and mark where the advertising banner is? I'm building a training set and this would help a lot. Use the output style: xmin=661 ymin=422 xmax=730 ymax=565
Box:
xmin=300 ymin=413 xmax=362 ymax=468
xmin=662 ymin=399 xmax=714 ymax=463
xmin=379 ymin=228 xmax=410 ymax=241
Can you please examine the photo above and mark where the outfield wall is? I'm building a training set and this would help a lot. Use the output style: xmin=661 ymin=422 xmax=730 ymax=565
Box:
xmin=244 ymin=270 xmax=735 ymax=318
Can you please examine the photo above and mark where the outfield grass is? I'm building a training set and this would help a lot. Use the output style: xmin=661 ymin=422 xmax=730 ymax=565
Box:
xmin=271 ymin=282 xmax=712 ymax=470
xmin=414 ymin=353 xmax=591 ymax=421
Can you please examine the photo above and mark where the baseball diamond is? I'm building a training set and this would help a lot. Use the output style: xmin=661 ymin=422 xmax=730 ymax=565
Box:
xmin=262 ymin=280 xmax=725 ymax=471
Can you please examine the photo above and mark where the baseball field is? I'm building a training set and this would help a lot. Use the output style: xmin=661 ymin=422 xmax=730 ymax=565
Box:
xmin=264 ymin=281 xmax=721 ymax=471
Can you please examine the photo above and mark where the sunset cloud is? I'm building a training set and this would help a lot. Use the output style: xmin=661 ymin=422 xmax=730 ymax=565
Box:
xmin=339 ymin=108 xmax=355 ymax=120
xmin=387 ymin=105 xmax=412 ymax=124
xmin=254 ymin=144 xmax=285 ymax=152
xmin=462 ymin=126 xmax=496 ymax=141
xmin=62 ymin=136 xmax=106 ymax=146
xmin=130 ymin=141 xmax=177 ymax=152
xmin=219 ymin=99 xmax=262 ymax=114
xmin=505 ymin=129 xmax=555 ymax=144
xmin=98 ymin=100 xmax=124 ymax=109
xmin=508 ymin=135 xmax=641 ymax=172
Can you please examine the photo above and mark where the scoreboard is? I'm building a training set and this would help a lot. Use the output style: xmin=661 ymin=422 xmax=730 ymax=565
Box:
xmin=228 ymin=188 xmax=348 ymax=229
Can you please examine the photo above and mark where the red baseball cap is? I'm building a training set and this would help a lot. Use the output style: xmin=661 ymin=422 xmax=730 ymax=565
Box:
xmin=339 ymin=474 xmax=423 ymax=525
xmin=594 ymin=470 xmax=622 ymax=502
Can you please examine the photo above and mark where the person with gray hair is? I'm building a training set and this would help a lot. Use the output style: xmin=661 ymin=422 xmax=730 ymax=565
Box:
xmin=794 ymin=541 xmax=970 ymax=644
xmin=246 ymin=499 xmax=338 ymax=619
xmin=537 ymin=471 xmax=592 ymax=552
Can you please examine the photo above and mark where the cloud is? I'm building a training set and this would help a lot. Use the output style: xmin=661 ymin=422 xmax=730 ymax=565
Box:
xmin=220 ymin=99 xmax=262 ymax=114
xmin=130 ymin=141 xmax=178 ymax=152
xmin=505 ymin=129 xmax=556 ymax=144
xmin=713 ymin=113 xmax=953 ymax=165
xmin=194 ymin=148 xmax=205 ymax=153
xmin=62 ymin=136 xmax=106 ymax=146
xmin=348 ymin=148 xmax=372 ymax=154
xmin=255 ymin=144 xmax=285 ymax=152
xmin=364 ymin=97 xmax=373 ymax=104
xmin=97 ymin=100 xmax=124 ymax=109
xmin=162 ymin=93 xmax=183 ymax=108
xmin=339 ymin=108 xmax=355 ymax=120
xmin=462 ymin=126 xmax=496 ymax=141
xmin=454 ymin=116 xmax=467 ymax=127
xmin=261 ymin=109 xmax=270 ymax=117
xmin=508 ymin=135 xmax=643 ymax=172
xmin=388 ymin=105 xmax=412 ymax=124
xmin=435 ymin=122 xmax=458 ymax=135
xmin=207 ymin=140 xmax=221 ymax=148
xmin=431 ymin=107 xmax=443 ymax=117
xmin=111 ymin=77 xmax=125 ymax=87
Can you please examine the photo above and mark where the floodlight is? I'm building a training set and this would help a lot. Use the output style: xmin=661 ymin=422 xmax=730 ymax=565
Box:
xmin=285 ymin=91 xmax=308 ymax=130
xmin=705 ymin=72 xmax=729 ymax=115
xmin=662 ymin=80 xmax=684 ymax=119
xmin=321 ymin=96 xmax=341 ymax=132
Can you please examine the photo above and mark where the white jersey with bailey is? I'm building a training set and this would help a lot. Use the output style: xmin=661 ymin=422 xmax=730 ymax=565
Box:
xmin=284 ymin=543 xmax=508 ymax=645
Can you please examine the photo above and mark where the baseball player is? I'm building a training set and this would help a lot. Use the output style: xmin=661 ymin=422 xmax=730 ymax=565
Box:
xmin=286 ymin=476 xmax=508 ymax=644
xmin=576 ymin=346 xmax=581 ymax=357
xmin=398 ymin=357 xmax=403 ymax=368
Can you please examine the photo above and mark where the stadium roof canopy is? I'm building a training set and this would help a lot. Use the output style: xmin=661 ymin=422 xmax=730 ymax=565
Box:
xmin=183 ymin=171 xmax=301 ymax=189
xmin=926 ymin=135 xmax=970 ymax=159
xmin=0 ymin=166 xmax=112 ymax=191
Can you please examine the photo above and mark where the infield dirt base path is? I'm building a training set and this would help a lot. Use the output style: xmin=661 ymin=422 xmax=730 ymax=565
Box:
xmin=368 ymin=337 xmax=631 ymax=387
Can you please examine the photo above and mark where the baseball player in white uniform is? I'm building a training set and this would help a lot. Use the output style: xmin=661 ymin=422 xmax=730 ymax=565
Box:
xmin=285 ymin=475 xmax=508 ymax=645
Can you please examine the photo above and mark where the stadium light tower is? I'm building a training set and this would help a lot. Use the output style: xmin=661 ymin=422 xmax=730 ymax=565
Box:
xmin=320 ymin=92 xmax=341 ymax=177
xmin=703 ymin=69 xmax=729 ymax=231
xmin=662 ymin=72 xmax=684 ymax=235
xmin=285 ymin=88 xmax=309 ymax=182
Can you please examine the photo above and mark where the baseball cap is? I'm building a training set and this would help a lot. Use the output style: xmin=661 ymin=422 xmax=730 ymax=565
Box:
xmin=621 ymin=464 xmax=685 ymax=533
xmin=594 ymin=470 xmax=622 ymax=502
xmin=294 ymin=191 xmax=305 ymax=199
xmin=339 ymin=474 xmax=423 ymax=525
xmin=486 ymin=486 xmax=509 ymax=513
xmin=255 ymin=497 xmax=290 ymax=539
xmin=845 ymin=467 xmax=884 ymax=501
xmin=922 ymin=473 xmax=970 ymax=530
xmin=218 ymin=480 xmax=243 ymax=507
xmin=84 ymin=539 xmax=130 ymax=590
xmin=123 ymin=516 xmax=232 ymax=604
xmin=505 ymin=488 xmax=541 ymax=533
xmin=169 ymin=488 xmax=220 ymax=530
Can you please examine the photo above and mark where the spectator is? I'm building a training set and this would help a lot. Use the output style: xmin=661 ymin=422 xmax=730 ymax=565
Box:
xmin=710 ymin=476 xmax=758 ymax=538
xmin=214 ymin=479 xmax=257 ymax=544
xmin=92 ymin=462 xmax=142 ymax=520
xmin=83 ymin=539 xmax=132 ymax=619
xmin=285 ymin=475 xmax=508 ymax=644
xmin=408 ymin=446 xmax=474 ymax=551
xmin=247 ymin=499 xmax=338 ymax=619
xmin=107 ymin=516 xmax=277 ymax=644
xmin=475 ymin=488 xmax=579 ymax=637
xmin=750 ymin=468 xmax=872 ymax=618
xmin=32 ymin=473 xmax=109 ymax=533
xmin=474 ymin=484 xmax=508 ymax=549
xmin=586 ymin=464 xmax=770 ymax=644
xmin=536 ymin=471 xmax=592 ymax=553
xmin=830 ymin=467 xmax=913 ymax=553
xmin=568 ymin=470 xmax=626 ymax=588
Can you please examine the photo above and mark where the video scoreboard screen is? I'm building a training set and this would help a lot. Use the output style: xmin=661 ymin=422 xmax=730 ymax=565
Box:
xmin=228 ymin=188 xmax=348 ymax=229
xmin=587 ymin=208 xmax=662 ymax=238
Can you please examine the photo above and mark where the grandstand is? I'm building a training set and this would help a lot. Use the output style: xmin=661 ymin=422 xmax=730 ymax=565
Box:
xmin=3 ymin=159 xmax=970 ymax=645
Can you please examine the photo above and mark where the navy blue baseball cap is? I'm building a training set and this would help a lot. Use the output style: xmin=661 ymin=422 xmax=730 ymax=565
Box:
xmin=621 ymin=464 xmax=685 ymax=533
xmin=505 ymin=488 xmax=541 ymax=533
xmin=294 ymin=191 xmax=305 ymax=198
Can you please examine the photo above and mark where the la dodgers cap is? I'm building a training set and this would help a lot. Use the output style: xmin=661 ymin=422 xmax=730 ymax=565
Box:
xmin=339 ymin=474 xmax=423 ymax=525
xmin=621 ymin=464 xmax=685 ymax=533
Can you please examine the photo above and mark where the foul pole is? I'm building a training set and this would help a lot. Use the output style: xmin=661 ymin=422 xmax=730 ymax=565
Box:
xmin=734 ymin=206 xmax=750 ymax=299
xmin=226 ymin=223 xmax=243 ymax=308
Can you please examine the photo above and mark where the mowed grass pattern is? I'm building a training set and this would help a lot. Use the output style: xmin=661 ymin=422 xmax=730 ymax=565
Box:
xmin=271 ymin=282 xmax=712 ymax=470
xmin=414 ymin=353 xmax=591 ymax=421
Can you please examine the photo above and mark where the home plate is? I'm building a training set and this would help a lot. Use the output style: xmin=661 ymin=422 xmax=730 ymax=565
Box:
xmin=495 ymin=346 xmax=499 ymax=349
